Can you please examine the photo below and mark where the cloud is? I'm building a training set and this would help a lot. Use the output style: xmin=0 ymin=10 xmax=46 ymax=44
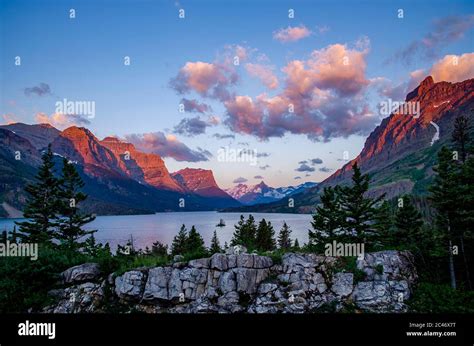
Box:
xmin=174 ymin=117 xmax=210 ymax=136
xmin=180 ymin=98 xmax=212 ymax=113
xmin=319 ymin=167 xmax=333 ymax=173
xmin=257 ymin=152 xmax=270 ymax=158
xmin=245 ymin=63 xmax=279 ymax=89
xmin=273 ymin=25 xmax=311 ymax=43
xmin=125 ymin=132 xmax=211 ymax=162
xmin=310 ymin=158 xmax=323 ymax=165
xmin=294 ymin=176 xmax=302 ymax=180
xmin=429 ymin=53 xmax=474 ymax=83
xmin=254 ymin=175 xmax=264 ymax=179
xmin=259 ymin=164 xmax=270 ymax=170
xmin=213 ymin=133 xmax=235 ymax=139
xmin=393 ymin=15 xmax=474 ymax=64
xmin=295 ymin=163 xmax=315 ymax=172
xmin=1 ymin=114 xmax=18 ymax=125
xmin=305 ymin=173 xmax=311 ymax=177
xmin=35 ymin=112 xmax=90 ymax=129
xmin=170 ymin=61 xmax=237 ymax=101
xmin=24 ymin=83 xmax=51 ymax=97
xmin=233 ymin=177 xmax=248 ymax=184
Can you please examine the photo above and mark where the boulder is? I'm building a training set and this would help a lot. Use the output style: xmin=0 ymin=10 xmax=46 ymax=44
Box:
xmin=61 ymin=263 xmax=101 ymax=284
xmin=115 ymin=270 xmax=146 ymax=301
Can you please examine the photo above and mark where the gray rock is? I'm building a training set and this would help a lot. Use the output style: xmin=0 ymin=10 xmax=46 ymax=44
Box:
xmin=61 ymin=263 xmax=101 ymax=284
xmin=173 ymin=255 xmax=184 ymax=263
xmin=236 ymin=253 xmax=254 ymax=268
xmin=331 ymin=273 xmax=353 ymax=297
xmin=253 ymin=255 xmax=273 ymax=269
xmin=218 ymin=271 xmax=236 ymax=293
xmin=210 ymin=253 xmax=228 ymax=271
xmin=225 ymin=244 xmax=247 ymax=255
xmin=115 ymin=270 xmax=146 ymax=301
xmin=234 ymin=268 xmax=258 ymax=294
xmin=188 ymin=257 xmax=210 ymax=269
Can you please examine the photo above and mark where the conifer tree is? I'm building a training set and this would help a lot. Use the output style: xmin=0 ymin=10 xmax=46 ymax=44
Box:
xmin=277 ymin=222 xmax=292 ymax=250
xmin=256 ymin=219 xmax=276 ymax=251
xmin=293 ymin=238 xmax=300 ymax=250
xmin=151 ymin=240 xmax=168 ymax=257
xmin=57 ymin=158 xmax=96 ymax=251
xmin=393 ymin=195 xmax=423 ymax=247
xmin=309 ymin=186 xmax=344 ymax=252
xmin=16 ymin=144 xmax=61 ymax=243
xmin=186 ymin=225 xmax=206 ymax=255
xmin=452 ymin=115 xmax=470 ymax=163
xmin=338 ymin=163 xmax=384 ymax=246
xmin=373 ymin=200 xmax=394 ymax=247
xmin=429 ymin=146 xmax=461 ymax=289
xmin=230 ymin=215 xmax=257 ymax=249
xmin=171 ymin=224 xmax=188 ymax=256
xmin=209 ymin=230 xmax=222 ymax=254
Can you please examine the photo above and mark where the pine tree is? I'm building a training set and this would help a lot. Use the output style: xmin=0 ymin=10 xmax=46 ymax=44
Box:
xmin=1 ymin=230 xmax=6 ymax=243
xmin=171 ymin=224 xmax=188 ymax=256
xmin=277 ymin=222 xmax=292 ymax=250
xmin=309 ymin=186 xmax=344 ymax=252
xmin=452 ymin=115 xmax=470 ymax=163
xmin=373 ymin=200 xmax=394 ymax=248
xmin=429 ymin=146 xmax=461 ymax=289
xmin=230 ymin=215 xmax=257 ymax=249
xmin=337 ymin=162 xmax=384 ymax=247
xmin=230 ymin=215 xmax=246 ymax=247
xmin=293 ymin=238 xmax=300 ymax=250
xmin=256 ymin=219 xmax=276 ymax=251
xmin=83 ymin=234 xmax=102 ymax=257
xmin=186 ymin=225 xmax=206 ymax=255
xmin=8 ymin=225 xmax=18 ymax=243
xmin=57 ymin=158 xmax=96 ymax=251
xmin=151 ymin=240 xmax=168 ymax=257
xmin=393 ymin=195 xmax=423 ymax=247
xmin=16 ymin=144 xmax=61 ymax=243
xmin=209 ymin=230 xmax=222 ymax=254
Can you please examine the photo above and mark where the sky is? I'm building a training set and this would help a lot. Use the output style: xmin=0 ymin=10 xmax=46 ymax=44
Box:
xmin=1 ymin=0 xmax=473 ymax=189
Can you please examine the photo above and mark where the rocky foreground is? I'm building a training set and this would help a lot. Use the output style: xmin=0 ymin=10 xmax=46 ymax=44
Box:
xmin=44 ymin=249 xmax=417 ymax=314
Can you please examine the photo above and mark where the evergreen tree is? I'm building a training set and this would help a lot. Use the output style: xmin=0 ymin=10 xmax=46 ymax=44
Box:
xmin=16 ymin=145 xmax=61 ymax=243
xmin=429 ymin=146 xmax=461 ymax=289
xmin=57 ymin=158 xmax=96 ymax=251
xmin=83 ymin=234 xmax=102 ymax=257
xmin=452 ymin=115 xmax=470 ymax=163
xmin=209 ymin=230 xmax=222 ymax=254
xmin=230 ymin=215 xmax=257 ymax=249
xmin=256 ymin=219 xmax=276 ymax=251
xmin=1 ymin=230 xmax=6 ymax=243
xmin=151 ymin=240 xmax=168 ymax=257
xmin=277 ymin=222 xmax=292 ymax=250
xmin=171 ymin=224 xmax=188 ymax=256
xmin=373 ymin=200 xmax=394 ymax=248
xmin=8 ymin=225 xmax=18 ymax=243
xmin=338 ymin=162 xmax=384 ymax=247
xmin=393 ymin=195 xmax=423 ymax=247
xmin=186 ymin=225 xmax=206 ymax=255
xmin=293 ymin=238 xmax=300 ymax=250
xmin=309 ymin=186 xmax=344 ymax=252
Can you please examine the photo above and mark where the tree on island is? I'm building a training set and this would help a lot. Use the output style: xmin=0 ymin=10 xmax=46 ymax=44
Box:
xmin=57 ymin=158 xmax=96 ymax=251
xmin=277 ymin=222 xmax=292 ymax=250
xmin=16 ymin=145 xmax=61 ymax=243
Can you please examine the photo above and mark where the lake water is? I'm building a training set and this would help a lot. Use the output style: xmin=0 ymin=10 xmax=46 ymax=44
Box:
xmin=0 ymin=212 xmax=313 ymax=250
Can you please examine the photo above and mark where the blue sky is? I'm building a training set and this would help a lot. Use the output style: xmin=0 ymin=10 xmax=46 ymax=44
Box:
xmin=1 ymin=0 xmax=473 ymax=188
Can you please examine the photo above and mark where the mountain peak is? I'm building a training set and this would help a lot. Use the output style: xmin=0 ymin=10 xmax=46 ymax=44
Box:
xmin=406 ymin=75 xmax=435 ymax=101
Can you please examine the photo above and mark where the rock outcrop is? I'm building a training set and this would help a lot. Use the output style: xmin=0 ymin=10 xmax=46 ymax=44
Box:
xmin=44 ymin=250 xmax=417 ymax=314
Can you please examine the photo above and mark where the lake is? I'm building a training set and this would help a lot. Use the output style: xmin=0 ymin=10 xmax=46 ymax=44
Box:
xmin=0 ymin=212 xmax=313 ymax=250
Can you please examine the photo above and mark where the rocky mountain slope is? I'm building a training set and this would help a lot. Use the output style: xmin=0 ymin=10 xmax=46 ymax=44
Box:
xmin=43 ymin=249 xmax=417 ymax=313
xmin=225 ymin=181 xmax=317 ymax=205
xmin=243 ymin=76 xmax=474 ymax=213
xmin=0 ymin=124 xmax=239 ymax=216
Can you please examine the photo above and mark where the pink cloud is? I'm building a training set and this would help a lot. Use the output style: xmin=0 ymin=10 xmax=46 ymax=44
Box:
xmin=34 ymin=112 xmax=90 ymax=129
xmin=1 ymin=114 xmax=18 ymax=125
xmin=273 ymin=25 xmax=311 ymax=43
xmin=429 ymin=53 xmax=474 ymax=83
xmin=245 ymin=63 xmax=279 ymax=89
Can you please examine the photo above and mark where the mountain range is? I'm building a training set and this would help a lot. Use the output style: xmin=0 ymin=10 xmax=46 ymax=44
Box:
xmin=231 ymin=76 xmax=474 ymax=213
xmin=225 ymin=181 xmax=317 ymax=205
xmin=0 ymin=124 xmax=242 ymax=216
